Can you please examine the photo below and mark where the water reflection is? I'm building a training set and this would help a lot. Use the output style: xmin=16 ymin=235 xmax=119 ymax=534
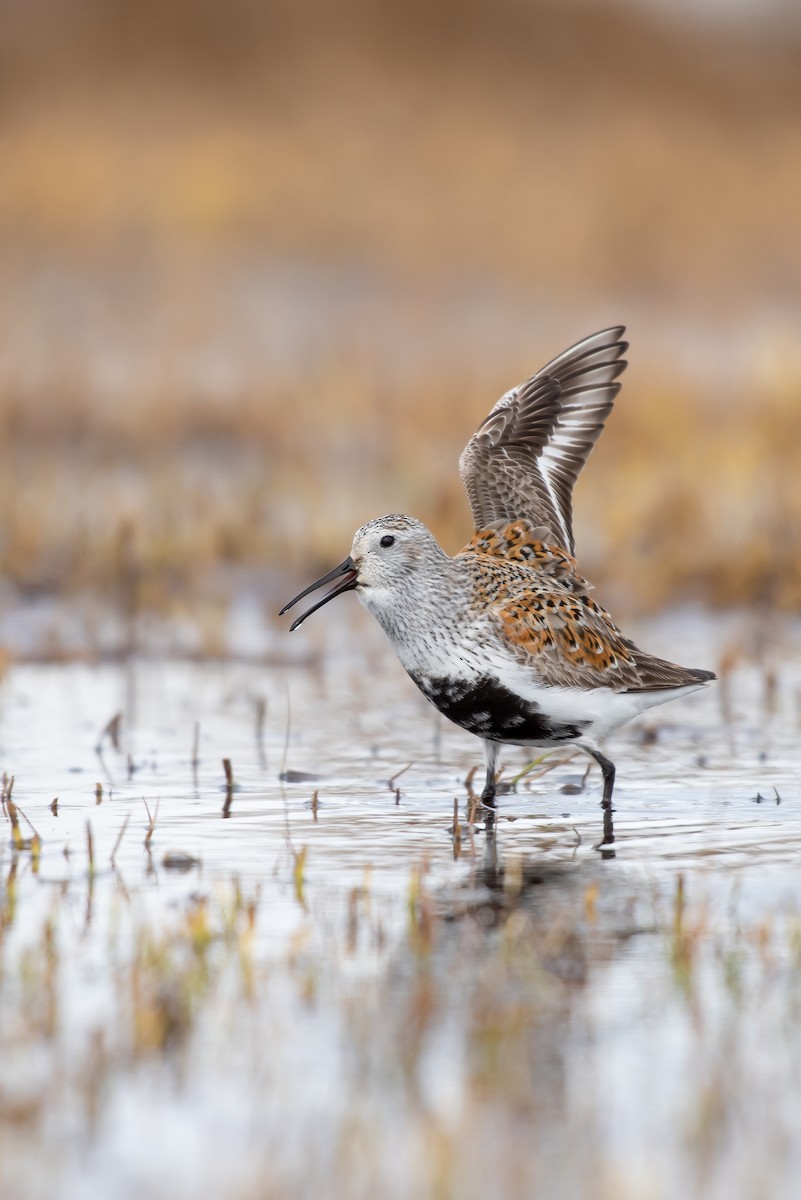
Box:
xmin=1 ymin=623 xmax=801 ymax=1198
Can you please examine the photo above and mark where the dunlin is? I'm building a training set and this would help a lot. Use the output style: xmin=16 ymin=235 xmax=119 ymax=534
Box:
xmin=281 ymin=328 xmax=715 ymax=838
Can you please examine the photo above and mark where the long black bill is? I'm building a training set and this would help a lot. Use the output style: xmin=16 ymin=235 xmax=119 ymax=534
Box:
xmin=279 ymin=556 xmax=358 ymax=631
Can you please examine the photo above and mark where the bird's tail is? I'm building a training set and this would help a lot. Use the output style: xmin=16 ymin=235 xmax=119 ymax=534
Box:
xmin=623 ymin=645 xmax=716 ymax=693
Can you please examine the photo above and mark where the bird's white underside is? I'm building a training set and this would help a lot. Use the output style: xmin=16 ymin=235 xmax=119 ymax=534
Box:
xmin=359 ymin=585 xmax=706 ymax=748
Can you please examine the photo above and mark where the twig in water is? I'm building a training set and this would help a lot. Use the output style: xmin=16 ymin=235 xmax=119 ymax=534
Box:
xmin=96 ymin=712 xmax=122 ymax=754
xmin=222 ymin=758 xmax=235 ymax=818
xmin=95 ymin=782 xmax=103 ymax=805
xmin=110 ymin=813 xmax=130 ymax=867
xmin=311 ymin=789 xmax=319 ymax=823
xmin=6 ymin=799 xmax=22 ymax=850
xmin=467 ymin=794 xmax=479 ymax=826
xmin=8 ymin=801 xmax=41 ymax=858
xmin=753 ymin=787 xmax=782 ymax=805
xmin=143 ymin=799 xmax=159 ymax=850
xmin=388 ymin=763 xmax=413 ymax=790
xmin=84 ymin=823 xmax=96 ymax=930
xmin=1 ymin=773 xmax=15 ymax=815
xmin=464 ymin=768 xmax=480 ymax=827
xmin=14 ymin=803 xmax=39 ymax=839
xmin=293 ymin=846 xmax=308 ymax=908
xmin=86 ymin=821 xmax=95 ymax=878
xmin=450 ymin=798 xmax=462 ymax=860
xmin=50 ymin=797 xmax=59 ymax=816
xmin=94 ymin=723 xmax=116 ymax=787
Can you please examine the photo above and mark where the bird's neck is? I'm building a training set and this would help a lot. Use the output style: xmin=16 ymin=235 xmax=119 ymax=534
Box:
xmin=357 ymin=555 xmax=468 ymax=672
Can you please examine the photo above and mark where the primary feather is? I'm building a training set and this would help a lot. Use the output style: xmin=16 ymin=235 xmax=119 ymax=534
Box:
xmin=459 ymin=326 xmax=627 ymax=553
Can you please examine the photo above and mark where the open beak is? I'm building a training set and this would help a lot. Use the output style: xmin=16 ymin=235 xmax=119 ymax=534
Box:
xmin=279 ymin=556 xmax=359 ymax=631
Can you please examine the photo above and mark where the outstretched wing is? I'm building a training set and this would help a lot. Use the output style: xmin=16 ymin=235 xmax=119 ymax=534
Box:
xmin=459 ymin=327 xmax=627 ymax=554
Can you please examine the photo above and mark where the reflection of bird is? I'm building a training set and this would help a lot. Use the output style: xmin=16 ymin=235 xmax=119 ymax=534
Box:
xmin=281 ymin=328 xmax=714 ymax=838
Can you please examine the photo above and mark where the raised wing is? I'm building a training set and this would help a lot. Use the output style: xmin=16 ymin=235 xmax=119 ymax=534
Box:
xmin=459 ymin=327 xmax=628 ymax=553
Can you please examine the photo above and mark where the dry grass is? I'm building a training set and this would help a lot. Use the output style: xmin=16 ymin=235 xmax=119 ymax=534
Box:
xmin=0 ymin=0 xmax=800 ymax=627
xmin=1 ymin=849 xmax=800 ymax=1199
xmin=0 ymin=612 xmax=796 ymax=1197
xmin=1 ymin=345 xmax=800 ymax=617
xmin=3 ymin=1 xmax=801 ymax=295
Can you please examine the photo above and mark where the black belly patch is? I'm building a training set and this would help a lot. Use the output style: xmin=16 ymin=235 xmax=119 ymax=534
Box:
xmin=409 ymin=673 xmax=588 ymax=744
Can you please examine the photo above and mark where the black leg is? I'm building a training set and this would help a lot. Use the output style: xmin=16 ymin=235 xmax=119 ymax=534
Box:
xmin=481 ymin=740 xmax=499 ymax=808
xmin=584 ymin=746 xmax=616 ymax=850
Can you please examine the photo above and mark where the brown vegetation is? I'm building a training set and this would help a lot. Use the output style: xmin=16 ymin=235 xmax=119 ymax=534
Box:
xmin=1 ymin=0 xmax=800 ymax=626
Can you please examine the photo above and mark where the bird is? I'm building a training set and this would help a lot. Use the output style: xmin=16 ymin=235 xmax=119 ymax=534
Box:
xmin=280 ymin=327 xmax=715 ymax=839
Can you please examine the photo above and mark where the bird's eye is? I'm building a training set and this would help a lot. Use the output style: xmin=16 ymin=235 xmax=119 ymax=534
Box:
xmin=380 ymin=535 xmax=395 ymax=548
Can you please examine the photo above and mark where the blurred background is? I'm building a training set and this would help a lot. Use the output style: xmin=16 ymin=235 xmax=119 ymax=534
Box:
xmin=2 ymin=0 xmax=801 ymax=657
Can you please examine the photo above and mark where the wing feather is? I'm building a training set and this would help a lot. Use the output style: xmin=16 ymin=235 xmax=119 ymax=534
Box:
xmin=478 ymin=547 xmax=716 ymax=693
xmin=459 ymin=327 xmax=627 ymax=553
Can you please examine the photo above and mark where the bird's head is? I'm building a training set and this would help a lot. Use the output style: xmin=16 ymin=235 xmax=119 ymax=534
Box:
xmin=280 ymin=514 xmax=445 ymax=630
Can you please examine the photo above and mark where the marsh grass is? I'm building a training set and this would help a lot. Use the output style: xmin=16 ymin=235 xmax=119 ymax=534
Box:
xmin=0 ymin=628 xmax=796 ymax=1197
xmin=1 ymin=357 xmax=800 ymax=637
xmin=2 ymin=851 xmax=801 ymax=1198
xmin=0 ymin=0 xmax=800 ymax=649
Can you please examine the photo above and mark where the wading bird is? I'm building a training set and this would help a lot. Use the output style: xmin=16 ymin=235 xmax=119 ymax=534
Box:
xmin=281 ymin=328 xmax=714 ymax=842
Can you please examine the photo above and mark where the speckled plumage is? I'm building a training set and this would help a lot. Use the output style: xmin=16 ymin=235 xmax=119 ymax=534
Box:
xmin=459 ymin=521 xmax=708 ymax=692
xmin=281 ymin=329 xmax=715 ymax=841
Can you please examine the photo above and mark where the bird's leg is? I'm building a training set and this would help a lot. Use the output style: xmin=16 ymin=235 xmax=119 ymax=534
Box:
xmin=481 ymin=740 xmax=499 ymax=808
xmin=585 ymin=746 xmax=616 ymax=849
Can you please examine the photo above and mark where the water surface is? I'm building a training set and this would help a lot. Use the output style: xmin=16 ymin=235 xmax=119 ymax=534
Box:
xmin=1 ymin=613 xmax=799 ymax=1199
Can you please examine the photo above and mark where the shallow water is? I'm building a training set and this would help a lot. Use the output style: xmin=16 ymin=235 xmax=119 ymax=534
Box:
xmin=1 ymin=612 xmax=800 ymax=1199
